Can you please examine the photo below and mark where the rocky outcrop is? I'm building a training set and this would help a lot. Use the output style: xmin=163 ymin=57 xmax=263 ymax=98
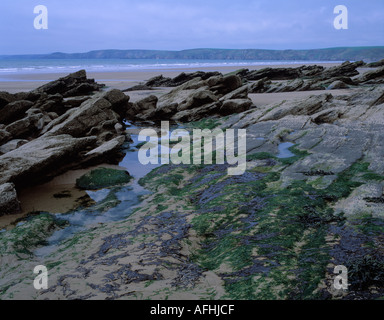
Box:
xmin=356 ymin=66 xmax=384 ymax=84
xmin=145 ymin=71 xmax=221 ymax=87
xmin=128 ymin=74 xmax=254 ymax=122
xmin=0 ymin=71 xmax=132 ymax=215
xmin=0 ymin=134 xmax=97 ymax=188
xmin=244 ymin=65 xmax=325 ymax=81
xmin=32 ymin=69 xmax=104 ymax=97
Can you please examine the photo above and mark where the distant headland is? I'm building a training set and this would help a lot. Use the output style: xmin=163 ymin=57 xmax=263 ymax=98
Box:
xmin=1 ymin=46 xmax=384 ymax=62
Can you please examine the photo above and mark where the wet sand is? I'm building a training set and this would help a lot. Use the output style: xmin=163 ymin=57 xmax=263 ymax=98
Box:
xmin=1 ymin=164 xmax=127 ymax=230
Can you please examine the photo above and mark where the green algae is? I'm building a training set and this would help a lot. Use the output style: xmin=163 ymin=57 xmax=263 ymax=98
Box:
xmin=137 ymin=146 xmax=384 ymax=299
xmin=76 ymin=167 xmax=132 ymax=190
xmin=0 ymin=213 xmax=67 ymax=258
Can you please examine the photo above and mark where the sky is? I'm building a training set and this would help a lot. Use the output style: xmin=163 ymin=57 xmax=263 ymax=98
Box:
xmin=0 ymin=0 xmax=383 ymax=55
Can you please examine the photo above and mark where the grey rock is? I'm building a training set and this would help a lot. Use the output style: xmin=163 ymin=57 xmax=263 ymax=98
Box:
xmin=0 ymin=139 xmax=29 ymax=155
xmin=42 ymin=92 xmax=120 ymax=139
xmin=0 ymin=100 xmax=34 ymax=125
xmin=0 ymin=134 xmax=96 ymax=187
xmin=0 ymin=129 xmax=12 ymax=145
xmin=0 ymin=91 xmax=16 ymax=109
xmin=219 ymin=99 xmax=254 ymax=115
xmin=5 ymin=114 xmax=44 ymax=139
xmin=0 ymin=183 xmax=21 ymax=216
xmin=327 ymin=80 xmax=349 ymax=90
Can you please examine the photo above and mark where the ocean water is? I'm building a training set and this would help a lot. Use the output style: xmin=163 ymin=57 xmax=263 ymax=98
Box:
xmin=0 ymin=58 xmax=340 ymax=75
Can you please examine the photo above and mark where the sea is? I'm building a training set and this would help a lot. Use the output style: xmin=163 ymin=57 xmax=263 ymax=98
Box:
xmin=0 ymin=58 xmax=340 ymax=78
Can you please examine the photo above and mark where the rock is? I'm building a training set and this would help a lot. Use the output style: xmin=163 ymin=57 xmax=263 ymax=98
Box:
xmin=278 ymin=79 xmax=305 ymax=92
xmin=259 ymin=94 xmax=333 ymax=122
xmin=155 ymin=77 xmax=207 ymax=114
xmin=178 ymin=89 xmax=218 ymax=111
xmin=123 ymin=84 xmax=154 ymax=92
xmin=146 ymin=71 xmax=221 ymax=87
xmin=0 ymin=92 xmax=16 ymax=109
xmin=172 ymin=102 xmax=222 ymax=122
xmin=248 ymin=77 xmax=271 ymax=93
xmin=12 ymin=91 xmax=41 ymax=102
xmin=357 ymin=66 xmax=384 ymax=83
xmin=320 ymin=61 xmax=364 ymax=79
xmin=32 ymin=70 xmax=104 ymax=97
xmin=0 ymin=139 xmax=29 ymax=155
xmin=5 ymin=114 xmax=44 ymax=139
xmin=327 ymin=80 xmax=349 ymax=90
xmin=366 ymin=59 xmax=384 ymax=68
xmin=0 ymin=183 xmax=21 ymax=216
xmin=83 ymin=135 xmax=126 ymax=165
xmin=102 ymin=89 xmax=130 ymax=117
xmin=63 ymin=96 xmax=92 ymax=108
xmin=219 ymin=84 xmax=249 ymax=101
xmin=136 ymin=95 xmax=158 ymax=112
xmin=244 ymin=65 xmax=324 ymax=81
xmin=219 ymin=99 xmax=254 ymax=115
xmin=42 ymin=92 xmax=120 ymax=140
xmin=0 ymin=129 xmax=11 ymax=145
xmin=63 ymin=82 xmax=101 ymax=97
xmin=0 ymin=100 xmax=34 ymax=125
xmin=208 ymin=74 xmax=243 ymax=96
xmin=114 ymin=123 xmax=123 ymax=134
xmin=76 ymin=167 xmax=131 ymax=190
xmin=0 ymin=134 xmax=97 ymax=188
xmin=311 ymin=109 xmax=343 ymax=124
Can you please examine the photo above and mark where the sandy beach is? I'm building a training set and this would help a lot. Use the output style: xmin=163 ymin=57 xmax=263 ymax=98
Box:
xmin=0 ymin=63 xmax=346 ymax=93
xmin=0 ymin=62 xmax=361 ymax=108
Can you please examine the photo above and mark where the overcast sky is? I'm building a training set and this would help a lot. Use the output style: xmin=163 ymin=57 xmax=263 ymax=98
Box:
xmin=0 ymin=0 xmax=383 ymax=55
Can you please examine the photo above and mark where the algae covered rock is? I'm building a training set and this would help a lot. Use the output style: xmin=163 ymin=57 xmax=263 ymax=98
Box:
xmin=76 ymin=167 xmax=131 ymax=190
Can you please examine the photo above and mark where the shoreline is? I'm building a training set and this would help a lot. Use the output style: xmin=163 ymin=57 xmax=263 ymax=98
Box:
xmin=0 ymin=62 xmax=348 ymax=93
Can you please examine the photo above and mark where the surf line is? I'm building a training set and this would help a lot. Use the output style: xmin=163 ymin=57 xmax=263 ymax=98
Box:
xmin=137 ymin=121 xmax=247 ymax=175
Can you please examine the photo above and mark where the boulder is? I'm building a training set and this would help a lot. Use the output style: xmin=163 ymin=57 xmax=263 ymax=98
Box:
xmin=320 ymin=61 xmax=364 ymax=79
xmin=171 ymin=102 xmax=222 ymax=122
xmin=244 ymin=65 xmax=324 ymax=81
xmin=5 ymin=114 xmax=44 ymax=139
xmin=0 ymin=183 xmax=21 ymax=216
xmin=32 ymin=70 xmax=104 ymax=97
xmin=82 ymin=135 xmax=126 ymax=165
xmin=208 ymin=74 xmax=243 ymax=95
xmin=63 ymin=96 xmax=92 ymax=108
xmin=0 ymin=91 xmax=16 ymax=109
xmin=248 ymin=78 xmax=271 ymax=93
xmin=0 ymin=100 xmax=34 ymax=125
xmin=136 ymin=95 xmax=158 ymax=112
xmin=145 ymin=71 xmax=221 ymax=87
xmin=42 ymin=92 xmax=120 ymax=139
xmin=0 ymin=134 xmax=97 ymax=188
xmin=178 ymin=89 xmax=218 ymax=111
xmin=102 ymin=89 xmax=130 ymax=117
xmin=219 ymin=99 xmax=254 ymax=115
xmin=366 ymin=59 xmax=384 ymax=68
xmin=327 ymin=80 xmax=349 ymax=90
xmin=357 ymin=66 xmax=384 ymax=83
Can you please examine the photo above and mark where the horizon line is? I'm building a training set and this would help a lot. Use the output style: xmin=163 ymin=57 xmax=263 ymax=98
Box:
xmin=1 ymin=46 xmax=384 ymax=57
